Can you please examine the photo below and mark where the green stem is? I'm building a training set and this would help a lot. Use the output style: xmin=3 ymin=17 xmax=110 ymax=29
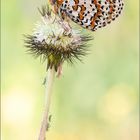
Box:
xmin=38 ymin=68 xmax=55 ymax=140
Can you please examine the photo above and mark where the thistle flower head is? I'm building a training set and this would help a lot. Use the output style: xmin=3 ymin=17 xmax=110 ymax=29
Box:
xmin=24 ymin=6 xmax=91 ymax=71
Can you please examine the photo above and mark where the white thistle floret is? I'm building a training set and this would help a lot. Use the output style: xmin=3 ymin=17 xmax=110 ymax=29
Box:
xmin=33 ymin=12 xmax=82 ymax=49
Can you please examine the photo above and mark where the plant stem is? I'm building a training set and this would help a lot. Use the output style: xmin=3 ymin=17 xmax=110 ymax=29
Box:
xmin=38 ymin=68 xmax=55 ymax=140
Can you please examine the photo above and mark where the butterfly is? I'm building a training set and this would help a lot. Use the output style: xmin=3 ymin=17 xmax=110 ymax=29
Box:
xmin=49 ymin=0 xmax=124 ymax=31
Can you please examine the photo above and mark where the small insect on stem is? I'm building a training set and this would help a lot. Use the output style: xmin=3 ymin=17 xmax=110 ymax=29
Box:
xmin=49 ymin=114 xmax=52 ymax=122
xmin=46 ymin=115 xmax=52 ymax=131
xmin=42 ymin=78 xmax=46 ymax=85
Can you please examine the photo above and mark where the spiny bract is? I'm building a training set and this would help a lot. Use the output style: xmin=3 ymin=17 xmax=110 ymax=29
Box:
xmin=49 ymin=0 xmax=124 ymax=31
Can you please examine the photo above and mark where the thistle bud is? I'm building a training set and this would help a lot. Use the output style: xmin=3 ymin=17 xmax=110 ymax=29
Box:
xmin=24 ymin=6 xmax=91 ymax=71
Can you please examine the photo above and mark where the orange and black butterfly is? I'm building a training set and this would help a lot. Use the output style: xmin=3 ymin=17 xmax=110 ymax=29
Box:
xmin=49 ymin=0 xmax=124 ymax=31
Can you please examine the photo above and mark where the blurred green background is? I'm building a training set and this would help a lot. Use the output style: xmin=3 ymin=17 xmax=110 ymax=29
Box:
xmin=1 ymin=0 xmax=139 ymax=140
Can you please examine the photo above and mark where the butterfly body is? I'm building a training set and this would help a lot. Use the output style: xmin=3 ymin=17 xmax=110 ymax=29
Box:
xmin=49 ymin=0 xmax=124 ymax=31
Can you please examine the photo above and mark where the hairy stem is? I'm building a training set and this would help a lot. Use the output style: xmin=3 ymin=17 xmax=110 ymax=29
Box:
xmin=38 ymin=68 xmax=55 ymax=140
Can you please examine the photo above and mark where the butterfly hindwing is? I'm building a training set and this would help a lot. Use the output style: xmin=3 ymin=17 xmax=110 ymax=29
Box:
xmin=58 ymin=0 xmax=124 ymax=31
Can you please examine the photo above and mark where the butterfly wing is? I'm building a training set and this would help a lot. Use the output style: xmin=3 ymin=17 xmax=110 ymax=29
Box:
xmin=59 ymin=0 xmax=124 ymax=31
